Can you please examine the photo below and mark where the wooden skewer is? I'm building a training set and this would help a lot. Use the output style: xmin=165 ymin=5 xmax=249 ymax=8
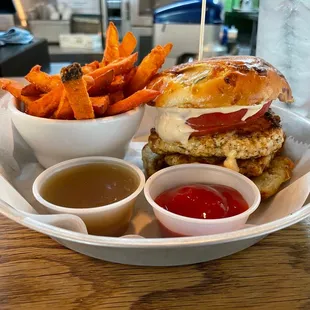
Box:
xmin=198 ymin=0 xmax=207 ymax=61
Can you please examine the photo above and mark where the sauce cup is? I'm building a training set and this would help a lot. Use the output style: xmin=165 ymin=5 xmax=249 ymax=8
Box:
xmin=33 ymin=157 xmax=145 ymax=236
xmin=144 ymin=164 xmax=261 ymax=237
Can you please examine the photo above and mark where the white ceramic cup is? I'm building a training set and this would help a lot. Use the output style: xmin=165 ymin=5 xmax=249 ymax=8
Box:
xmin=144 ymin=164 xmax=261 ymax=236
xmin=33 ymin=157 xmax=145 ymax=236
xmin=9 ymin=98 xmax=145 ymax=168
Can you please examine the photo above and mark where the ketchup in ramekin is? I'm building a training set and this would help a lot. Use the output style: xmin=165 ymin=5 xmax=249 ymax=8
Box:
xmin=155 ymin=184 xmax=249 ymax=220
xmin=155 ymin=184 xmax=249 ymax=237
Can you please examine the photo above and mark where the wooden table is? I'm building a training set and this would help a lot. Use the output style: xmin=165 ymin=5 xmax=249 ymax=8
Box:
xmin=1 ymin=214 xmax=310 ymax=309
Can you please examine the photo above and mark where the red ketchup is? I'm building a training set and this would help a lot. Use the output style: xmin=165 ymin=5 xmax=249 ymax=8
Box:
xmin=155 ymin=184 xmax=249 ymax=236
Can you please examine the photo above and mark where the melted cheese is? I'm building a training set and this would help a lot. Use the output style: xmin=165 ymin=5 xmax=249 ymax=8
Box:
xmin=223 ymin=151 xmax=239 ymax=172
xmin=155 ymin=103 xmax=266 ymax=146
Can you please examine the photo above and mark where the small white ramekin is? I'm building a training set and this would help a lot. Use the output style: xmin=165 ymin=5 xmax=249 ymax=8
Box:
xmin=144 ymin=164 xmax=261 ymax=237
xmin=33 ymin=157 xmax=145 ymax=236
xmin=9 ymin=97 xmax=145 ymax=168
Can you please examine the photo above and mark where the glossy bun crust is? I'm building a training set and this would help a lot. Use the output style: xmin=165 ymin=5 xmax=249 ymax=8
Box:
xmin=147 ymin=56 xmax=293 ymax=108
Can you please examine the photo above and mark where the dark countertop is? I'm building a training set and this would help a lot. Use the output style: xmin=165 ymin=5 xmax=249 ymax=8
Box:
xmin=48 ymin=45 xmax=103 ymax=64
xmin=0 ymin=38 xmax=50 ymax=77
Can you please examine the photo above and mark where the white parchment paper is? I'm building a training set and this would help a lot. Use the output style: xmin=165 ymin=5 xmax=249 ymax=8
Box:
xmin=0 ymin=93 xmax=310 ymax=237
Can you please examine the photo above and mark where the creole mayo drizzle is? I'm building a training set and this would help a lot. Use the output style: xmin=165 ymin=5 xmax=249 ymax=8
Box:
xmin=155 ymin=102 xmax=266 ymax=146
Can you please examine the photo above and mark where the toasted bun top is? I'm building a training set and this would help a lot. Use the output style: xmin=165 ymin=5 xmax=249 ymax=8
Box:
xmin=147 ymin=56 xmax=293 ymax=108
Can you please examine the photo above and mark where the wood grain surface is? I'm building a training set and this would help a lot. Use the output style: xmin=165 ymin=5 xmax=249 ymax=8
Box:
xmin=1 ymin=214 xmax=310 ymax=310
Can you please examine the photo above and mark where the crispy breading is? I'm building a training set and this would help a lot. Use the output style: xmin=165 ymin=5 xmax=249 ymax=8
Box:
xmin=164 ymin=153 xmax=223 ymax=166
xmin=142 ymin=144 xmax=167 ymax=177
xmin=251 ymin=156 xmax=294 ymax=200
xmin=143 ymin=144 xmax=274 ymax=177
xmin=142 ymin=145 xmax=294 ymax=199
xmin=149 ymin=126 xmax=284 ymax=160
xmin=164 ymin=152 xmax=275 ymax=177
xmin=239 ymin=154 xmax=275 ymax=177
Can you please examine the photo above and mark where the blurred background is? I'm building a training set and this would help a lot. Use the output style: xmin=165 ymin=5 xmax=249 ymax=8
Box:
xmin=0 ymin=0 xmax=259 ymax=76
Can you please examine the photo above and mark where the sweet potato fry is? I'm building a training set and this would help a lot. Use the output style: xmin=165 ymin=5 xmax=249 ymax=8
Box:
xmin=82 ymin=61 xmax=100 ymax=75
xmin=163 ymin=43 xmax=173 ymax=57
xmin=21 ymin=95 xmax=40 ymax=112
xmin=0 ymin=78 xmax=23 ymax=99
xmin=127 ymin=45 xmax=172 ymax=94
xmin=103 ymin=22 xmax=120 ymax=63
xmin=21 ymin=84 xmax=42 ymax=96
xmin=54 ymin=91 xmax=109 ymax=119
xmin=82 ymin=75 xmax=95 ymax=90
xmin=21 ymin=95 xmax=39 ymax=105
xmin=89 ymin=53 xmax=138 ymax=79
xmin=119 ymin=32 xmax=137 ymax=57
xmin=106 ymin=89 xmax=160 ymax=116
xmin=25 ymin=65 xmax=61 ymax=92
xmin=61 ymin=63 xmax=94 ymax=120
xmin=53 ymin=91 xmax=74 ymax=120
xmin=26 ymin=85 xmax=63 ymax=117
xmin=123 ymin=68 xmax=137 ymax=96
xmin=106 ymin=75 xmax=125 ymax=93
xmin=88 ymin=70 xmax=114 ymax=96
xmin=91 ymin=96 xmax=110 ymax=117
xmin=109 ymin=91 xmax=124 ymax=104
xmin=124 ymin=67 xmax=137 ymax=83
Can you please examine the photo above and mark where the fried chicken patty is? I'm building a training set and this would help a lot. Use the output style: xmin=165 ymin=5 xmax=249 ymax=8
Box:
xmin=149 ymin=125 xmax=284 ymax=160
xmin=251 ymin=156 xmax=294 ymax=200
xmin=164 ymin=152 xmax=275 ymax=177
xmin=143 ymin=144 xmax=275 ymax=177
xmin=142 ymin=144 xmax=167 ymax=177
xmin=142 ymin=145 xmax=294 ymax=200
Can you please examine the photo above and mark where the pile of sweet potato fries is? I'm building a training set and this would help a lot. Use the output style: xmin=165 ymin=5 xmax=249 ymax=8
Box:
xmin=0 ymin=22 xmax=172 ymax=120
